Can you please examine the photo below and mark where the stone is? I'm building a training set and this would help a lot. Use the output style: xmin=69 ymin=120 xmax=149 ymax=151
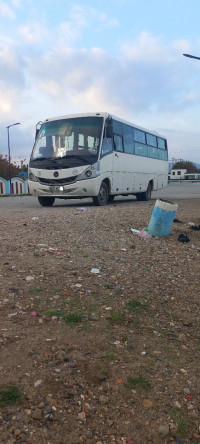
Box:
xmin=183 ymin=387 xmax=191 ymax=394
xmin=78 ymin=411 xmax=86 ymax=422
xmin=143 ymin=399 xmax=153 ymax=408
xmin=158 ymin=424 xmax=170 ymax=438
xmin=99 ymin=395 xmax=109 ymax=404
xmin=32 ymin=408 xmax=42 ymax=420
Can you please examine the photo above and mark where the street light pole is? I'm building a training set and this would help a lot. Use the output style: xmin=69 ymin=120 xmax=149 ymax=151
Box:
xmin=6 ymin=122 xmax=20 ymax=194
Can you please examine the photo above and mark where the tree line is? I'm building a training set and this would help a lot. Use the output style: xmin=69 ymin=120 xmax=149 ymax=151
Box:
xmin=0 ymin=154 xmax=28 ymax=180
xmin=173 ymin=160 xmax=200 ymax=172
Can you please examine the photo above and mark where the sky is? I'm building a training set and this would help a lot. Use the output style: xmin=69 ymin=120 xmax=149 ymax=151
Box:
xmin=1 ymin=0 xmax=200 ymax=164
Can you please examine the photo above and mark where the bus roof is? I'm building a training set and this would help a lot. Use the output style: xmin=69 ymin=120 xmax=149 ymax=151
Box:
xmin=44 ymin=112 xmax=166 ymax=139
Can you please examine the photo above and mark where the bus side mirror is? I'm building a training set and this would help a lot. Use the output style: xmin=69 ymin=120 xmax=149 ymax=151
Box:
xmin=35 ymin=121 xmax=43 ymax=141
xmin=35 ymin=128 xmax=40 ymax=140
xmin=106 ymin=117 xmax=113 ymax=138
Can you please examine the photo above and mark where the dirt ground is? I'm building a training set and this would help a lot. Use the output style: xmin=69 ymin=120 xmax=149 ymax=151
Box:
xmin=0 ymin=198 xmax=199 ymax=444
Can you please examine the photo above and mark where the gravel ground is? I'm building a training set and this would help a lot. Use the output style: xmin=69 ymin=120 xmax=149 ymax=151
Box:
xmin=0 ymin=198 xmax=200 ymax=444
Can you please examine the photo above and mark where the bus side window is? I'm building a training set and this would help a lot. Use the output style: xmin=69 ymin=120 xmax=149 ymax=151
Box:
xmin=114 ymin=134 xmax=123 ymax=152
xmin=123 ymin=123 xmax=134 ymax=154
xmin=101 ymin=138 xmax=113 ymax=157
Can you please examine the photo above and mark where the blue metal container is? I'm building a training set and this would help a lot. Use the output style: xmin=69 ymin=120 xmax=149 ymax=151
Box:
xmin=148 ymin=199 xmax=178 ymax=237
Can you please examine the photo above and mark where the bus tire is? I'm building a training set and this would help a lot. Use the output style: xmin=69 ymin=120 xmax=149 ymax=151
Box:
xmin=136 ymin=182 xmax=152 ymax=201
xmin=108 ymin=195 xmax=115 ymax=203
xmin=93 ymin=181 xmax=109 ymax=206
xmin=38 ymin=196 xmax=55 ymax=207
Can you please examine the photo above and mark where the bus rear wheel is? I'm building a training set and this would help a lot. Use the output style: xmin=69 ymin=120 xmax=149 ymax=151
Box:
xmin=136 ymin=182 xmax=152 ymax=201
xmin=38 ymin=196 xmax=55 ymax=207
xmin=93 ymin=182 xmax=109 ymax=206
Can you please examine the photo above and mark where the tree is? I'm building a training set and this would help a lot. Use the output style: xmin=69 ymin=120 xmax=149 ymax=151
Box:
xmin=0 ymin=154 xmax=27 ymax=179
xmin=172 ymin=160 xmax=199 ymax=173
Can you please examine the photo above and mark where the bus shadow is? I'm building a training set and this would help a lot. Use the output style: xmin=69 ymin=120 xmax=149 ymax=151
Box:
xmin=52 ymin=196 xmax=155 ymax=208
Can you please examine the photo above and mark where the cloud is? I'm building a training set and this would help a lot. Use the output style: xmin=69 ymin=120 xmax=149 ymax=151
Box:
xmin=172 ymin=39 xmax=190 ymax=53
xmin=56 ymin=5 xmax=119 ymax=48
xmin=27 ymin=33 xmax=196 ymax=120
xmin=0 ymin=90 xmax=14 ymax=113
xmin=1 ymin=14 xmax=200 ymax=162
xmin=57 ymin=21 xmax=82 ymax=47
xmin=69 ymin=5 xmax=87 ymax=28
xmin=122 ymin=31 xmax=168 ymax=62
xmin=19 ymin=22 xmax=48 ymax=44
xmin=98 ymin=12 xmax=119 ymax=28
xmin=0 ymin=1 xmax=15 ymax=19
xmin=11 ymin=0 xmax=22 ymax=7
xmin=0 ymin=44 xmax=26 ymax=88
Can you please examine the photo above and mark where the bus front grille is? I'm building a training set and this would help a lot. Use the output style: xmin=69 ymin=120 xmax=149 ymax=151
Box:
xmin=39 ymin=176 xmax=78 ymax=186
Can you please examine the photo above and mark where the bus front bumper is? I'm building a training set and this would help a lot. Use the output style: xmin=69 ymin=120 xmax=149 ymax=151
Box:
xmin=28 ymin=177 xmax=101 ymax=198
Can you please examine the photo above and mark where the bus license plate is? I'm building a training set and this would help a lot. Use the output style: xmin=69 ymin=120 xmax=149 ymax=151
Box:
xmin=50 ymin=186 xmax=64 ymax=193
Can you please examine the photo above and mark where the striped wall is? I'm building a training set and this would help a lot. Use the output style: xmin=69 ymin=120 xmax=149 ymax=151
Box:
xmin=0 ymin=177 xmax=30 ymax=195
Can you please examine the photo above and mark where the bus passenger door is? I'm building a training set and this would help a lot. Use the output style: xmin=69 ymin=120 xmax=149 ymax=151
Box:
xmin=100 ymin=138 xmax=114 ymax=182
xmin=112 ymin=134 xmax=125 ymax=193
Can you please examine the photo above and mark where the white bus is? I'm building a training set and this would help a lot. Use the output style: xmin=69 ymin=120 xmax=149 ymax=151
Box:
xmin=28 ymin=112 xmax=168 ymax=206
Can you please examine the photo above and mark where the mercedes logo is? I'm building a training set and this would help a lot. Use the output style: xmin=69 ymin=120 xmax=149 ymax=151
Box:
xmin=54 ymin=171 xmax=59 ymax=178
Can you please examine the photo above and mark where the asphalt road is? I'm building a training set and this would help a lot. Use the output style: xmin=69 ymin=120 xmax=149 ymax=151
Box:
xmin=0 ymin=182 xmax=200 ymax=210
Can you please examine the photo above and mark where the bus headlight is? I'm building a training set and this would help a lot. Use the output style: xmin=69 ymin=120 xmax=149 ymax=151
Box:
xmin=29 ymin=172 xmax=39 ymax=182
xmin=78 ymin=166 xmax=99 ymax=181
xmin=85 ymin=170 xmax=92 ymax=178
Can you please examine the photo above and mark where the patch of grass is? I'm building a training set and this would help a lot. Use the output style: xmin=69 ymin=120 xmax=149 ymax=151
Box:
xmin=103 ymin=353 xmax=116 ymax=361
xmin=107 ymin=311 xmax=125 ymax=325
xmin=104 ymin=283 xmax=113 ymax=289
xmin=63 ymin=313 xmax=83 ymax=326
xmin=0 ymin=194 xmax=31 ymax=198
xmin=91 ymin=291 xmax=100 ymax=296
xmin=132 ymin=356 xmax=139 ymax=362
xmin=28 ymin=287 xmax=43 ymax=295
xmin=125 ymin=376 xmax=151 ymax=391
xmin=0 ymin=385 xmax=23 ymax=407
xmin=99 ymin=367 xmax=108 ymax=375
xmin=81 ymin=324 xmax=91 ymax=331
xmin=169 ymin=408 xmax=190 ymax=436
xmin=126 ymin=299 xmax=146 ymax=314
xmin=121 ymin=334 xmax=128 ymax=342
xmin=34 ymin=299 xmax=41 ymax=305
xmin=145 ymin=363 xmax=153 ymax=371
xmin=46 ymin=308 xmax=65 ymax=318
xmin=88 ymin=304 xmax=98 ymax=312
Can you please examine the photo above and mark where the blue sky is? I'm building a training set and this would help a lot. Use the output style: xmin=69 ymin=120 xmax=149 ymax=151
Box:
xmin=1 ymin=0 xmax=200 ymax=163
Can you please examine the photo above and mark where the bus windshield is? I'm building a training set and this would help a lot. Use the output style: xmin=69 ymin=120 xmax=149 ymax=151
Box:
xmin=30 ymin=116 xmax=103 ymax=167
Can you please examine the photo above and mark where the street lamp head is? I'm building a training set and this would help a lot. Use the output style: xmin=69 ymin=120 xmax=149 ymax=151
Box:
xmin=6 ymin=122 xmax=21 ymax=129
xmin=183 ymin=53 xmax=200 ymax=60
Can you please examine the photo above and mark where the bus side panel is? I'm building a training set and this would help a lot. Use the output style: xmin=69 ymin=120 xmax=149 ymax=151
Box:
xmin=99 ymin=153 xmax=168 ymax=194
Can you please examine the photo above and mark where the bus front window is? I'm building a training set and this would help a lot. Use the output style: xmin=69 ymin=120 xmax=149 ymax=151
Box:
xmin=31 ymin=117 xmax=103 ymax=165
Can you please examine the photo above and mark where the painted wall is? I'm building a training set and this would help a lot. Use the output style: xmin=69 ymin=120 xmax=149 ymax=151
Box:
xmin=0 ymin=177 xmax=30 ymax=195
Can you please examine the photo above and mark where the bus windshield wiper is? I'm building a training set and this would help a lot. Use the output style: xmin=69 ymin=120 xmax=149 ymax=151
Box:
xmin=60 ymin=155 xmax=90 ymax=164
xmin=31 ymin=157 xmax=49 ymax=161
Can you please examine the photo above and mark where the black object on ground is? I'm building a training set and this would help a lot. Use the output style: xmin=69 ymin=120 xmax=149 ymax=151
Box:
xmin=178 ymin=233 xmax=190 ymax=243
xmin=190 ymin=224 xmax=200 ymax=230
xmin=173 ymin=218 xmax=183 ymax=223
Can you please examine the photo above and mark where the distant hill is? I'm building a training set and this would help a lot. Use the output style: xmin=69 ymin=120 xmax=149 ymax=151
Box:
xmin=194 ymin=162 xmax=200 ymax=170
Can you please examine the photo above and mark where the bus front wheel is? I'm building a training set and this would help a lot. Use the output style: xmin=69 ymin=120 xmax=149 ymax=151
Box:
xmin=93 ymin=182 xmax=109 ymax=206
xmin=38 ymin=196 xmax=55 ymax=207
xmin=108 ymin=195 xmax=115 ymax=203
xmin=136 ymin=182 xmax=152 ymax=201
